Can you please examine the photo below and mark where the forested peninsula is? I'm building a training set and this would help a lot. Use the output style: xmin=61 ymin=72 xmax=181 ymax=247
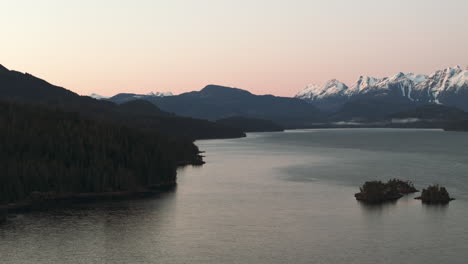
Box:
xmin=0 ymin=64 xmax=246 ymax=211
xmin=0 ymin=100 xmax=203 ymax=207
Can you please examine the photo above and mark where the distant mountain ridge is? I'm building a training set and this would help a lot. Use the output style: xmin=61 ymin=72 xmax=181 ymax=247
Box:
xmin=0 ymin=64 xmax=245 ymax=140
xmin=108 ymin=84 xmax=322 ymax=128
xmin=11 ymin=61 xmax=465 ymax=126
xmin=89 ymin=93 xmax=109 ymax=100
xmin=106 ymin=91 xmax=173 ymax=104
xmin=296 ymin=66 xmax=468 ymax=112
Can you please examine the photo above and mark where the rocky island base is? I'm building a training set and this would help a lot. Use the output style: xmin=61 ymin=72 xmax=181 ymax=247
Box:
xmin=415 ymin=185 xmax=455 ymax=204
xmin=355 ymin=179 xmax=418 ymax=203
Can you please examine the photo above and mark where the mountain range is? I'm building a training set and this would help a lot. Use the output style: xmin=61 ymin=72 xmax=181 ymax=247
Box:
xmin=93 ymin=91 xmax=173 ymax=102
xmin=99 ymin=66 xmax=468 ymax=124
xmin=0 ymin=64 xmax=244 ymax=139
xmin=0 ymin=63 xmax=224 ymax=206
xmin=2 ymin=62 xmax=466 ymax=209
xmin=296 ymin=66 xmax=468 ymax=116
xmin=8 ymin=62 xmax=466 ymax=128
xmin=107 ymin=85 xmax=321 ymax=127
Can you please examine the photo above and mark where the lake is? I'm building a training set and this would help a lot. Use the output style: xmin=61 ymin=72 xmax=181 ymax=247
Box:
xmin=1 ymin=129 xmax=468 ymax=263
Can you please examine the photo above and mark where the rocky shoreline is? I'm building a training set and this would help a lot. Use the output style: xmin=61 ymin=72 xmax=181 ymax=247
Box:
xmin=355 ymin=179 xmax=455 ymax=205
xmin=0 ymin=152 xmax=205 ymax=222
xmin=0 ymin=182 xmax=177 ymax=219
xmin=415 ymin=185 xmax=455 ymax=204
xmin=355 ymin=179 xmax=418 ymax=203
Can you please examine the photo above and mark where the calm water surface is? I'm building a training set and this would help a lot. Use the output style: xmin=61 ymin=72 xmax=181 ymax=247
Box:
xmin=1 ymin=129 xmax=468 ymax=263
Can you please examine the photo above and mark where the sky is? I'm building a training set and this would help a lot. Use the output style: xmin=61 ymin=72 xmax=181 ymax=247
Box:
xmin=1 ymin=0 xmax=468 ymax=97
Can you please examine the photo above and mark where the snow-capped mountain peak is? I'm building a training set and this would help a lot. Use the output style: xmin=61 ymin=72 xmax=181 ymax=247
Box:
xmin=324 ymin=79 xmax=347 ymax=89
xmin=295 ymin=80 xmax=348 ymax=100
xmin=390 ymin=72 xmax=406 ymax=80
xmin=418 ymin=66 xmax=465 ymax=92
xmin=379 ymin=72 xmax=428 ymax=85
xmin=295 ymin=65 xmax=468 ymax=111
xmin=146 ymin=91 xmax=173 ymax=97
xmin=448 ymin=67 xmax=468 ymax=90
xmin=406 ymin=73 xmax=428 ymax=84
xmin=89 ymin=93 xmax=109 ymax=100
xmin=319 ymin=79 xmax=348 ymax=98
xmin=295 ymin=84 xmax=322 ymax=99
xmin=348 ymin=75 xmax=380 ymax=94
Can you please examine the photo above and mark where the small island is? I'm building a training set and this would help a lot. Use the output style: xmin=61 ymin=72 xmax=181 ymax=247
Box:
xmin=355 ymin=179 xmax=418 ymax=203
xmin=415 ymin=185 xmax=454 ymax=204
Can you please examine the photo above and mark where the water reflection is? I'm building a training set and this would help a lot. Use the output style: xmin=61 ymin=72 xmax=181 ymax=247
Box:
xmin=1 ymin=129 xmax=468 ymax=264
xmin=421 ymin=203 xmax=449 ymax=215
xmin=357 ymin=200 xmax=399 ymax=216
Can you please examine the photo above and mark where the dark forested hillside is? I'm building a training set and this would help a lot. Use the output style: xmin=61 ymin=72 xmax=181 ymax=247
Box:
xmin=0 ymin=64 xmax=243 ymax=205
xmin=444 ymin=121 xmax=468 ymax=131
xmin=115 ymin=85 xmax=321 ymax=127
xmin=329 ymin=95 xmax=418 ymax=121
xmin=390 ymin=105 xmax=468 ymax=121
xmin=0 ymin=65 xmax=245 ymax=140
xmin=113 ymin=100 xmax=246 ymax=139
xmin=0 ymin=101 xmax=202 ymax=204
xmin=0 ymin=64 xmax=76 ymax=103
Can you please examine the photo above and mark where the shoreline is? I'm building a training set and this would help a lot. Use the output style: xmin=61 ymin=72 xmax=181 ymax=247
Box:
xmin=0 ymin=182 xmax=176 ymax=215
xmin=1 ymin=152 xmax=204 ymax=218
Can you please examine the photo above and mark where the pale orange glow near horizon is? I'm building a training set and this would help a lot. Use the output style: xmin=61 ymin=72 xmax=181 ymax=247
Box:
xmin=1 ymin=0 xmax=468 ymax=97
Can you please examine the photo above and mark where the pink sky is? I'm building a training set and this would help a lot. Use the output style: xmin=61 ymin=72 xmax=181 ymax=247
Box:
xmin=1 ymin=0 xmax=468 ymax=97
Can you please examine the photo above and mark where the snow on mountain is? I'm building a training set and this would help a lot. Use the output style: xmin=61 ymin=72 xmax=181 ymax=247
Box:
xmin=450 ymin=68 xmax=468 ymax=89
xmin=132 ymin=91 xmax=173 ymax=98
xmin=414 ymin=66 xmax=466 ymax=104
xmin=406 ymin=73 xmax=428 ymax=84
xmin=146 ymin=91 xmax=173 ymax=97
xmin=373 ymin=72 xmax=429 ymax=101
xmin=91 ymin=91 xmax=173 ymax=101
xmin=296 ymin=66 xmax=468 ymax=111
xmin=295 ymin=84 xmax=322 ymax=100
xmin=89 ymin=93 xmax=109 ymax=100
xmin=348 ymin=76 xmax=381 ymax=94
xmin=321 ymin=79 xmax=348 ymax=96
xmin=296 ymin=80 xmax=348 ymax=100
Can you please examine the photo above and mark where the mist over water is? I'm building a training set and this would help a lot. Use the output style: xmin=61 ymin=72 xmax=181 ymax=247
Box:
xmin=1 ymin=129 xmax=468 ymax=263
